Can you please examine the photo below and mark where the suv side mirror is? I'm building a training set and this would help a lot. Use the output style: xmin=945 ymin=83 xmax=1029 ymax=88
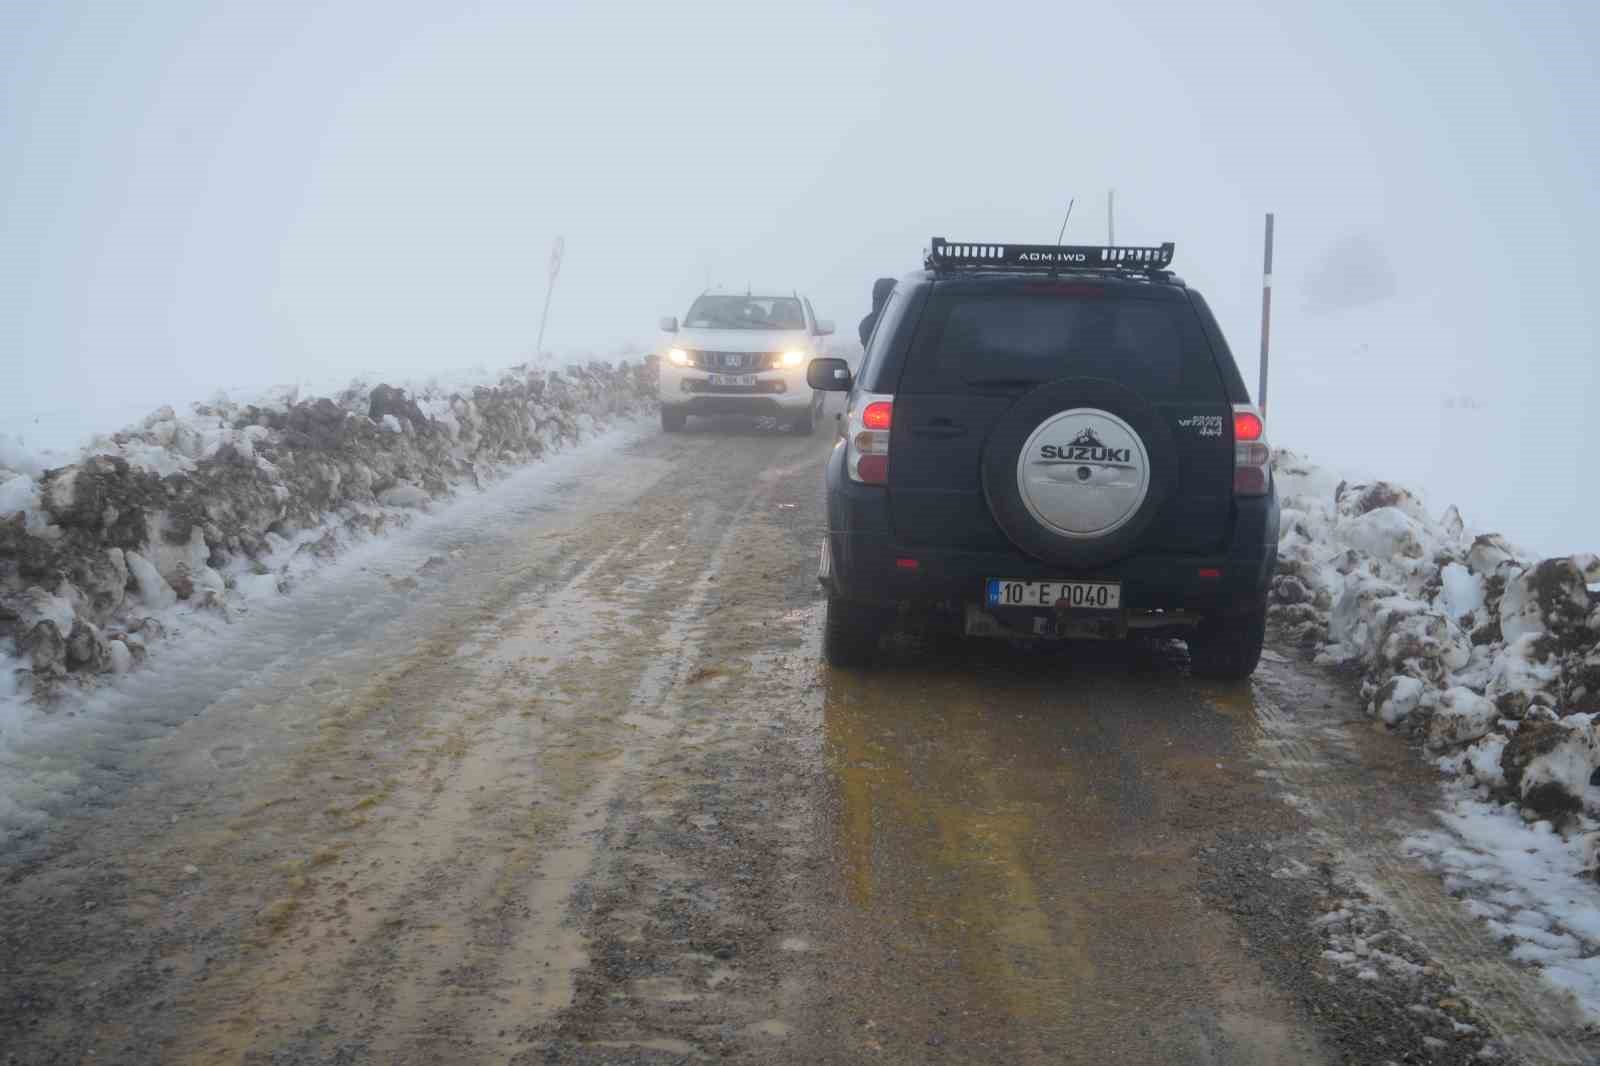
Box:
xmin=814 ymin=318 xmax=835 ymax=337
xmin=659 ymin=316 xmax=679 ymax=332
xmin=807 ymin=357 xmax=852 ymax=392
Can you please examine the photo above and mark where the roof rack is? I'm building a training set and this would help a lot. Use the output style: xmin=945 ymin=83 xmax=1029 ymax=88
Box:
xmin=925 ymin=237 xmax=1175 ymax=274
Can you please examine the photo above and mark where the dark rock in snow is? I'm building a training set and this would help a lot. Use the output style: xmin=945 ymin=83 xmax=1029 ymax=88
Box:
xmin=368 ymin=384 xmax=429 ymax=434
xmin=1272 ymin=575 xmax=1310 ymax=606
xmin=22 ymin=620 xmax=67 ymax=676
xmin=1499 ymin=718 xmax=1595 ymax=823
xmin=65 ymin=620 xmax=109 ymax=672
xmin=1334 ymin=479 xmax=1425 ymax=522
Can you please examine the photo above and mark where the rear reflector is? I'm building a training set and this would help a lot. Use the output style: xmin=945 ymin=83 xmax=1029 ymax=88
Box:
xmin=1198 ymin=568 xmax=1222 ymax=579
xmin=895 ymin=557 xmax=920 ymax=571
xmin=856 ymin=453 xmax=888 ymax=484
xmin=1233 ymin=466 xmax=1270 ymax=495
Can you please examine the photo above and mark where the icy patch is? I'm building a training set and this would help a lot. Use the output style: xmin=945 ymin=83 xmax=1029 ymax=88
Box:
xmin=1375 ymin=676 xmax=1426 ymax=726
xmin=1407 ymin=786 xmax=1600 ymax=1019
xmin=1439 ymin=562 xmax=1485 ymax=625
xmin=125 ymin=551 xmax=177 ymax=610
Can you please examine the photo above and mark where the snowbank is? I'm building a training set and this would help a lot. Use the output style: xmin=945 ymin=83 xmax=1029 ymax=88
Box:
xmin=0 ymin=360 xmax=655 ymax=714
xmin=1271 ymin=449 xmax=1600 ymax=1016
xmin=1274 ymin=449 xmax=1600 ymax=818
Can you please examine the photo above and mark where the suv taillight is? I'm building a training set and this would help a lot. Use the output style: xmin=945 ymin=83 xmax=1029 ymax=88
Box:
xmin=1232 ymin=405 xmax=1270 ymax=496
xmin=846 ymin=393 xmax=894 ymax=485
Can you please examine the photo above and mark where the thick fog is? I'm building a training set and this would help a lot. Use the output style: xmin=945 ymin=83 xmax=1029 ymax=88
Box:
xmin=3 ymin=1 xmax=1594 ymax=554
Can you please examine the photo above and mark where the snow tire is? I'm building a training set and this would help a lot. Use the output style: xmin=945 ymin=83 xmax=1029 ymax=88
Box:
xmin=824 ymin=595 xmax=882 ymax=669
xmin=1187 ymin=598 xmax=1268 ymax=681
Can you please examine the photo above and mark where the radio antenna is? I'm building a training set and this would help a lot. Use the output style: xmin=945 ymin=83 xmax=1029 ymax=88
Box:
xmin=1055 ymin=199 xmax=1076 ymax=246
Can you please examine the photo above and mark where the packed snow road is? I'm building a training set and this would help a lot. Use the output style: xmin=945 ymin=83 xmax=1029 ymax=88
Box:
xmin=2 ymin=415 xmax=1596 ymax=1065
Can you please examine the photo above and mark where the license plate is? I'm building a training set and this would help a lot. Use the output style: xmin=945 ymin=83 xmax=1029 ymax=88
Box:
xmin=707 ymin=373 xmax=757 ymax=387
xmin=987 ymin=579 xmax=1121 ymax=610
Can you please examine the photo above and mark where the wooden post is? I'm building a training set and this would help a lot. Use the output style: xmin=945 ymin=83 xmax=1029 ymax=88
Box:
xmin=536 ymin=236 xmax=565 ymax=358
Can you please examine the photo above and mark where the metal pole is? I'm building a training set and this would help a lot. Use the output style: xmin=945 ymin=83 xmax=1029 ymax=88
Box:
xmin=536 ymin=236 xmax=565 ymax=358
xmin=1258 ymin=213 xmax=1274 ymax=415
xmin=1107 ymin=189 xmax=1115 ymax=246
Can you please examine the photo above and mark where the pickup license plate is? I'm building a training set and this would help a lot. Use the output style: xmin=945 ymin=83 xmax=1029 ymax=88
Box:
xmin=707 ymin=373 xmax=758 ymax=387
xmin=987 ymin=579 xmax=1121 ymax=610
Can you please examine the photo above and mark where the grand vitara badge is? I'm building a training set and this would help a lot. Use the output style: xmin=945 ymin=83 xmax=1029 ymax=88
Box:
xmin=1016 ymin=409 xmax=1151 ymax=539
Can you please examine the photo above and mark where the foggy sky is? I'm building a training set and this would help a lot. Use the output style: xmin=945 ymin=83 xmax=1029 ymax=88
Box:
xmin=2 ymin=1 xmax=1595 ymax=554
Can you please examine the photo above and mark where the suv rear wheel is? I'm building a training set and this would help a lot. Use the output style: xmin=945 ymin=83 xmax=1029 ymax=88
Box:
xmin=1187 ymin=598 xmax=1267 ymax=680
xmin=661 ymin=407 xmax=687 ymax=433
xmin=823 ymin=595 xmax=882 ymax=668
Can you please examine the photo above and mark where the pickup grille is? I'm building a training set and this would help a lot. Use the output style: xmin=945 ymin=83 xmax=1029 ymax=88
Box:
xmin=698 ymin=351 xmax=773 ymax=372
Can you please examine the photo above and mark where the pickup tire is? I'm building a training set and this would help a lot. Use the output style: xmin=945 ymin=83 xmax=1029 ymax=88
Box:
xmin=1187 ymin=599 xmax=1268 ymax=680
xmin=791 ymin=403 xmax=817 ymax=436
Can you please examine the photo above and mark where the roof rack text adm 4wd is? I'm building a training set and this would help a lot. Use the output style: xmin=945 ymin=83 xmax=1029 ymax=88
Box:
xmin=925 ymin=237 xmax=1175 ymax=274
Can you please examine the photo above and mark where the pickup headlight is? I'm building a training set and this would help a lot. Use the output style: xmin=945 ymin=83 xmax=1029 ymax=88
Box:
xmin=668 ymin=347 xmax=690 ymax=366
xmin=780 ymin=350 xmax=806 ymax=368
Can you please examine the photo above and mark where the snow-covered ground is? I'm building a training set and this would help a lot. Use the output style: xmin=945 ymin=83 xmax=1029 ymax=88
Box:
xmin=1270 ymin=449 xmax=1600 ymax=1020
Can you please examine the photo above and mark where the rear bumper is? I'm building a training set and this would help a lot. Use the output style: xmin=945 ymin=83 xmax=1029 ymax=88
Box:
xmin=820 ymin=442 xmax=1278 ymax=613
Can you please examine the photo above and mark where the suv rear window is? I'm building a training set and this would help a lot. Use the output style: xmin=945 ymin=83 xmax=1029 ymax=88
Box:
xmin=898 ymin=285 xmax=1222 ymax=400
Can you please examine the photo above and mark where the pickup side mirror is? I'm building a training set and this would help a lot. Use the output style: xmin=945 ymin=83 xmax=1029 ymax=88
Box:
xmin=807 ymin=357 xmax=853 ymax=392
xmin=814 ymin=318 xmax=835 ymax=337
xmin=659 ymin=316 xmax=679 ymax=332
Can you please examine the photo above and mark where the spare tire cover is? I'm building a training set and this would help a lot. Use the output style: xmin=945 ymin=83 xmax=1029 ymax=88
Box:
xmin=982 ymin=378 xmax=1176 ymax=570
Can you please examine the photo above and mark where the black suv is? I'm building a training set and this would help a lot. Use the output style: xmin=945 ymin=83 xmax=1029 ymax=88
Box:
xmin=807 ymin=238 xmax=1279 ymax=679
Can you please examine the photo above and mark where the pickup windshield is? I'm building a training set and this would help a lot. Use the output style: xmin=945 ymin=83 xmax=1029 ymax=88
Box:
xmin=685 ymin=295 xmax=806 ymax=331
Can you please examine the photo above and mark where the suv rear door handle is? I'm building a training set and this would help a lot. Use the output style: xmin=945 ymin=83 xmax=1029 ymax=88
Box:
xmin=912 ymin=418 xmax=967 ymax=439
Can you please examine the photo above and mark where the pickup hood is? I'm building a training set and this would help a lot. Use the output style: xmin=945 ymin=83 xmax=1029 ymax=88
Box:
xmin=669 ymin=328 xmax=814 ymax=354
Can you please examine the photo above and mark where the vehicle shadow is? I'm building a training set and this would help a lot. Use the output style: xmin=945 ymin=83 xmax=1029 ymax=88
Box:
xmin=675 ymin=415 xmax=811 ymax=437
xmin=876 ymin=619 xmax=1200 ymax=683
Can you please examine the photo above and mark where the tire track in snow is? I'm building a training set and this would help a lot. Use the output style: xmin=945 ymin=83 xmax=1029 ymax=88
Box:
xmin=1238 ymin=663 xmax=1599 ymax=1065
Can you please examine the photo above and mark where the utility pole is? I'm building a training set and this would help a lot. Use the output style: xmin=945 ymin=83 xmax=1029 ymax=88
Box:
xmin=1107 ymin=188 xmax=1115 ymax=245
xmin=1258 ymin=213 xmax=1274 ymax=415
xmin=536 ymin=235 xmax=565 ymax=360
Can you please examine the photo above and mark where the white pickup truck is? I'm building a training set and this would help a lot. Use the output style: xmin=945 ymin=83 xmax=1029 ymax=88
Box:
xmin=657 ymin=290 xmax=834 ymax=434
